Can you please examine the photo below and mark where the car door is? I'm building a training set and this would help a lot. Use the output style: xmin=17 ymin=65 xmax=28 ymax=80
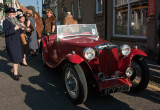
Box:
xmin=47 ymin=35 xmax=59 ymax=64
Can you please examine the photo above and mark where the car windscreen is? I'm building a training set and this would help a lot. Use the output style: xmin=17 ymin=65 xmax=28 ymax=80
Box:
xmin=57 ymin=24 xmax=99 ymax=38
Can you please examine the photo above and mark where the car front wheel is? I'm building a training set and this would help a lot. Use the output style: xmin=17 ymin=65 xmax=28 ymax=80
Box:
xmin=130 ymin=57 xmax=150 ymax=92
xmin=63 ymin=63 xmax=88 ymax=104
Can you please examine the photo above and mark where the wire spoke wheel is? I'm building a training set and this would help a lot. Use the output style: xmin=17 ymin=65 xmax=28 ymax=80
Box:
xmin=65 ymin=68 xmax=79 ymax=99
xmin=63 ymin=63 xmax=88 ymax=104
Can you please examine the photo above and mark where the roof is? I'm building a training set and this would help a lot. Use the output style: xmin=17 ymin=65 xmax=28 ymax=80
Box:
xmin=20 ymin=5 xmax=28 ymax=12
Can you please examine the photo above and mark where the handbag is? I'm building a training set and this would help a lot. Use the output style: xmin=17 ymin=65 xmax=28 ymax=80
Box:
xmin=20 ymin=33 xmax=27 ymax=45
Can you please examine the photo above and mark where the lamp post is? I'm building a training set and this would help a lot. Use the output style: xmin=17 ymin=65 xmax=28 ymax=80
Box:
xmin=37 ymin=0 xmax=39 ymax=13
xmin=42 ymin=0 xmax=43 ymax=17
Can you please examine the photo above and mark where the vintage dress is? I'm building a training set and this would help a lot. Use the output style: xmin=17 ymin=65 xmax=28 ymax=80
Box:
xmin=3 ymin=19 xmax=24 ymax=63
xmin=45 ymin=16 xmax=56 ymax=33
xmin=28 ymin=17 xmax=38 ymax=50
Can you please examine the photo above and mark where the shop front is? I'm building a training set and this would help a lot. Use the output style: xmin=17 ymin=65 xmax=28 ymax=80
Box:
xmin=107 ymin=0 xmax=159 ymax=59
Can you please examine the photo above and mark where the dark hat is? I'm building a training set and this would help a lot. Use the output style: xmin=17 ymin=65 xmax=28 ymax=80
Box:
xmin=5 ymin=7 xmax=16 ymax=13
xmin=17 ymin=9 xmax=23 ymax=13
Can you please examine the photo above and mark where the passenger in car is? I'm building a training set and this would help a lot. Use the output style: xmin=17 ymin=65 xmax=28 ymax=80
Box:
xmin=64 ymin=12 xmax=79 ymax=33
xmin=64 ymin=12 xmax=78 ymax=25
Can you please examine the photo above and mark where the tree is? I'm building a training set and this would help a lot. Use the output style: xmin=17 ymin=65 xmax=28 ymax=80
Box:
xmin=26 ymin=5 xmax=36 ymax=12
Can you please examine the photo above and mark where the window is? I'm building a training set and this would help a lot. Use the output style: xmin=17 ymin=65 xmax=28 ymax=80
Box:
xmin=78 ymin=0 xmax=81 ymax=18
xmin=71 ymin=2 xmax=75 ymax=17
xmin=96 ymin=0 xmax=103 ymax=14
xmin=113 ymin=0 xmax=148 ymax=38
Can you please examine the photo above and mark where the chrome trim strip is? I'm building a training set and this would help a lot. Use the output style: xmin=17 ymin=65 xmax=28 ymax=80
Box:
xmin=100 ymin=77 xmax=125 ymax=82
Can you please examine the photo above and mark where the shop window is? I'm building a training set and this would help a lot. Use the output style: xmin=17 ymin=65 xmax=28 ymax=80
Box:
xmin=78 ymin=0 xmax=81 ymax=18
xmin=113 ymin=0 xmax=148 ymax=37
xmin=71 ymin=2 xmax=75 ymax=17
xmin=96 ymin=0 xmax=102 ymax=14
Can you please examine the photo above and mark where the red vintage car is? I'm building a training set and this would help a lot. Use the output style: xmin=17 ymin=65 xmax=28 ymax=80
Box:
xmin=41 ymin=24 xmax=150 ymax=104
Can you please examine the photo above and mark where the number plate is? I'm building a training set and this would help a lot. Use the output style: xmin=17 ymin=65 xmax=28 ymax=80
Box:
xmin=102 ymin=85 xmax=130 ymax=95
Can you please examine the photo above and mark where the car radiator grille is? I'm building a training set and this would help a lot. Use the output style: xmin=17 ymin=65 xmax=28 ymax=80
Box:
xmin=96 ymin=44 xmax=119 ymax=77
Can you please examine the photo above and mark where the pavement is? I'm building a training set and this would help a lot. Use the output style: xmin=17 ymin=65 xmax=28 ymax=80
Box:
xmin=147 ymin=59 xmax=160 ymax=84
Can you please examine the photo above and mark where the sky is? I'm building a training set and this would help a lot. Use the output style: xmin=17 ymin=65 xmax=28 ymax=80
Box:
xmin=18 ymin=0 xmax=43 ymax=16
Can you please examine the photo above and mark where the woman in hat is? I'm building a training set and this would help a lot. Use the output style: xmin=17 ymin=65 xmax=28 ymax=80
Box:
xmin=17 ymin=14 xmax=33 ymax=66
xmin=3 ymin=8 xmax=24 ymax=81
xmin=45 ymin=9 xmax=56 ymax=33
xmin=27 ymin=10 xmax=38 ymax=56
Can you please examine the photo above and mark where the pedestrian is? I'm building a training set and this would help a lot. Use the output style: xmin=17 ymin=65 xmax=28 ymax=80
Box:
xmin=64 ymin=12 xmax=78 ymax=25
xmin=17 ymin=14 xmax=33 ymax=66
xmin=3 ymin=8 xmax=23 ymax=81
xmin=158 ymin=13 xmax=160 ymax=65
xmin=26 ymin=10 xmax=38 ymax=56
xmin=45 ymin=9 xmax=56 ymax=33
xmin=34 ymin=12 xmax=43 ymax=51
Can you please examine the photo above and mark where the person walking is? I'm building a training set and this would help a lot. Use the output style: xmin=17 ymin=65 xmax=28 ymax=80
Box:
xmin=64 ymin=12 xmax=78 ymax=25
xmin=27 ymin=10 xmax=38 ymax=56
xmin=34 ymin=12 xmax=43 ymax=51
xmin=3 ymin=8 xmax=23 ymax=81
xmin=45 ymin=9 xmax=56 ymax=33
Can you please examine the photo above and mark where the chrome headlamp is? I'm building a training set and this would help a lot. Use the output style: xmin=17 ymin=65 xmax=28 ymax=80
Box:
xmin=83 ymin=47 xmax=95 ymax=60
xmin=120 ymin=44 xmax=131 ymax=56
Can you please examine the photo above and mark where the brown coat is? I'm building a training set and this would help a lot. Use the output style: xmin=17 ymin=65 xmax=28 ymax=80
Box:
xmin=64 ymin=15 xmax=78 ymax=25
xmin=35 ymin=17 xmax=43 ymax=37
xmin=45 ymin=16 xmax=56 ymax=33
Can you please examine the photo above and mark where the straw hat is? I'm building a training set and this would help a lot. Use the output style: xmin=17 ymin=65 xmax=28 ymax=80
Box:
xmin=27 ymin=10 xmax=33 ymax=15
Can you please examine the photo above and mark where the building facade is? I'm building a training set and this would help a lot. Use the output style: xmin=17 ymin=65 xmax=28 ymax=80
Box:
xmin=107 ymin=0 xmax=160 ymax=59
xmin=0 ymin=0 xmax=4 ymax=18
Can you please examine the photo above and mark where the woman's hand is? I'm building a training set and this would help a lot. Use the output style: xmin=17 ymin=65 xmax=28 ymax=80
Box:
xmin=27 ymin=27 xmax=31 ymax=32
xmin=20 ymin=23 xmax=25 ymax=28
xmin=14 ymin=25 xmax=19 ymax=30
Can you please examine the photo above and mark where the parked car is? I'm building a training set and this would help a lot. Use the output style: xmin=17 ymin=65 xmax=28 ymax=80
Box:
xmin=41 ymin=24 xmax=150 ymax=104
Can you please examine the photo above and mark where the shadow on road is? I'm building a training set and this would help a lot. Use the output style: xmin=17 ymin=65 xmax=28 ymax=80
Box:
xmin=21 ymin=54 xmax=133 ymax=110
xmin=125 ymin=89 xmax=160 ymax=104
xmin=0 ymin=49 xmax=13 ymax=78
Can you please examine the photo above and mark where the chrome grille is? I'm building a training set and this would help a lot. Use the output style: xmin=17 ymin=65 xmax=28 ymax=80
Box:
xmin=95 ymin=43 xmax=119 ymax=77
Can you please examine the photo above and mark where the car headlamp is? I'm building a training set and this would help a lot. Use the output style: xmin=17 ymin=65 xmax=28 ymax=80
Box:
xmin=120 ymin=44 xmax=131 ymax=56
xmin=83 ymin=47 xmax=95 ymax=60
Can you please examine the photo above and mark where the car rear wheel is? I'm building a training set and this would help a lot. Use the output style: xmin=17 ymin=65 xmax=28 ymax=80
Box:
xmin=130 ymin=57 xmax=150 ymax=92
xmin=63 ymin=63 xmax=88 ymax=104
